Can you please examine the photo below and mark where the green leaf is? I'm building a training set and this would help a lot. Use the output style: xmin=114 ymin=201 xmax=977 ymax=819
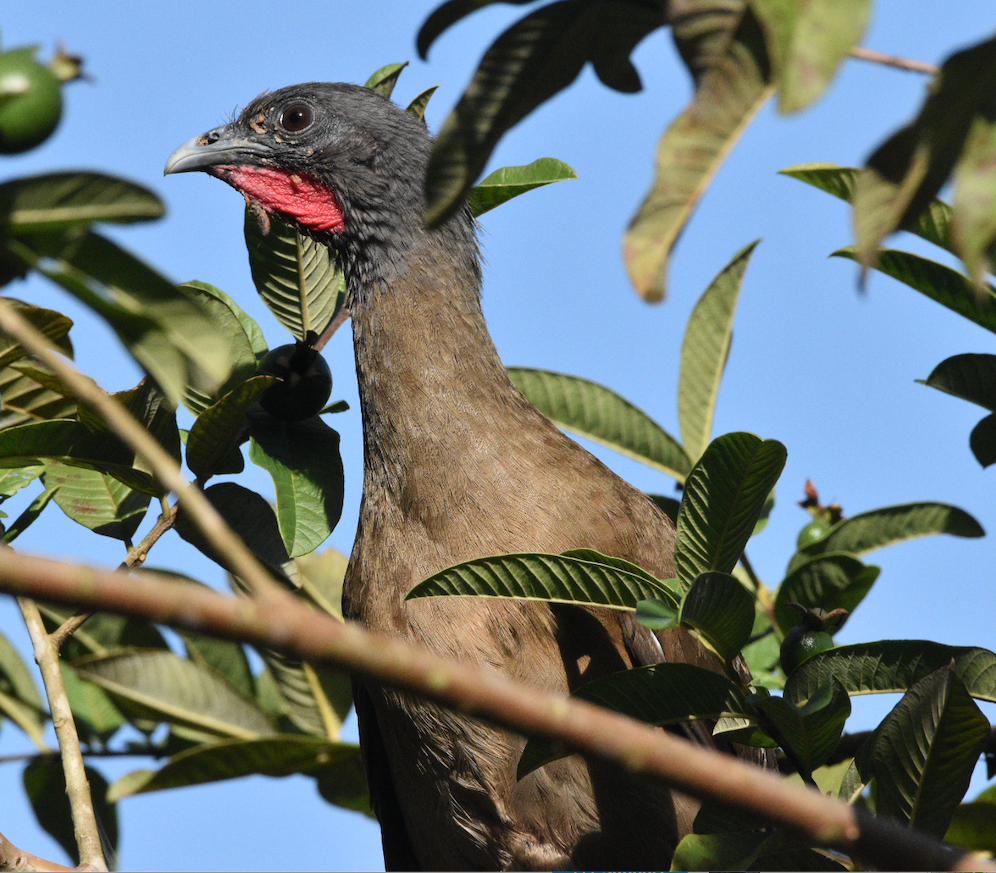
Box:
xmin=0 ymin=466 xmax=44 ymax=499
xmin=675 ymin=432 xmax=787 ymax=589
xmin=561 ymin=548 xmax=683 ymax=603
xmin=672 ymin=831 xmax=768 ymax=872
xmin=924 ymin=353 xmax=996 ymax=411
xmin=75 ymin=649 xmax=279 ymax=739
xmin=0 ymin=626 xmax=46 ymax=744
xmin=43 ymin=466 xmax=151 ymax=541
xmin=467 ymin=158 xmax=578 ymax=218
xmin=244 ymin=209 xmax=346 ymax=340
xmin=508 ymin=368 xmax=692 ymax=481
xmin=2 ymin=484 xmax=58 ymax=544
xmin=678 ymin=241 xmax=757 ymax=460
xmin=0 ymin=300 xmax=73 ymax=369
xmin=180 ymin=632 xmax=255 ymax=702
xmin=519 ymin=662 xmax=749 ymax=777
xmin=35 ymin=602 xmax=169 ymax=661
xmin=953 ymin=111 xmax=996 ymax=281
xmin=790 ymin=501 xmax=984 ymax=569
xmin=634 ymin=597 xmax=678 ymax=630
xmin=946 ymin=792 xmax=996 ymax=853
xmin=0 ymin=361 xmax=77 ymax=429
xmin=833 ymin=247 xmax=996 ymax=336
xmin=970 ymin=413 xmax=996 ymax=467
xmin=407 ymin=551 xmax=679 ymax=610
xmin=248 ymin=412 xmax=345 ymax=557
xmin=425 ymin=1 xmax=663 ymax=226
xmin=773 ymin=553 xmax=880 ymax=633
xmin=176 ymin=281 xmax=267 ymax=416
xmin=174 ymin=482 xmax=292 ymax=580
xmin=185 ymin=376 xmax=276 ymax=481
xmin=107 ymin=735 xmax=363 ymax=801
xmin=750 ymin=0 xmax=870 ymax=113
xmin=314 ymin=751 xmax=374 ymax=816
xmin=257 ymin=648 xmax=351 ymax=739
xmin=0 ymin=420 xmax=160 ymax=495
xmin=417 ymin=1 xmax=534 ymax=59
xmin=577 ymin=661 xmax=749 ymax=725
xmin=0 ymin=171 xmax=164 ymax=233
xmin=59 ymin=662 xmax=126 ymax=743
xmin=23 ymin=758 xmax=117 ymax=865
xmin=624 ymin=8 xmax=773 ymax=300
xmin=9 ymin=230 xmax=230 ymax=405
xmin=363 ymin=62 xmax=408 ymax=97
xmin=294 ymin=547 xmax=349 ymax=620
xmin=780 ymin=162 xmax=955 ymax=253
xmin=679 ymin=571 xmax=755 ymax=661
xmin=851 ymin=34 xmax=996 ymax=268
xmin=867 ymin=666 xmax=989 ymax=837
xmin=405 ymin=85 xmax=438 ymax=121
xmin=753 ymin=678 xmax=850 ymax=777
xmin=784 ymin=641 xmax=996 ymax=704
xmin=742 ymin=622 xmax=783 ymax=690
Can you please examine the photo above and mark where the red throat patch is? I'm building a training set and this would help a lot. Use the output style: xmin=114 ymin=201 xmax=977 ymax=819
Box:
xmin=210 ymin=165 xmax=346 ymax=234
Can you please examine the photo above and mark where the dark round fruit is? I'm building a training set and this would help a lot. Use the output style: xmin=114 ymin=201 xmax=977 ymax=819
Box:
xmin=257 ymin=342 xmax=332 ymax=421
xmin=796 ymin=519 xmax=830 ymax=549
xmin=0 ymin=48 xmax=63 ymax=154
xmin=780 ymin=625 xmax=834 ymax=674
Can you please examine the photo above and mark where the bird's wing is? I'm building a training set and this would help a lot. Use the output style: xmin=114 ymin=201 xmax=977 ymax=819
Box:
xmin=352 ymin=681 xmax=422 ymax=872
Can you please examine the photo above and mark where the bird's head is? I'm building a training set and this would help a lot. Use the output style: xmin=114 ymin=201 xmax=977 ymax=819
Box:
xmin=165 ymin=82 xmax=460 ymax=289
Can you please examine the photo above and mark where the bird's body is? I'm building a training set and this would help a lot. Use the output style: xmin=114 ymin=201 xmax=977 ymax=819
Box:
xmin=166 ymin=82 xmax=763 ymax=870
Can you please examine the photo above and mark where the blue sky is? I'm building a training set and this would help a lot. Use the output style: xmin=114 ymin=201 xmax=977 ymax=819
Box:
xmin=1 ymin=2 xmax=995 ymax=870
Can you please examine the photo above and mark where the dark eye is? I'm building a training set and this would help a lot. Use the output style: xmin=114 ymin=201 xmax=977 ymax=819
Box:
xmin=280 ymin=103 xmax=313 ymax=133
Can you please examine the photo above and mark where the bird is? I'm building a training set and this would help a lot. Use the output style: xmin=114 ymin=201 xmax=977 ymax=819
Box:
xmin=165 ymin=82 xmax=767 ymax=871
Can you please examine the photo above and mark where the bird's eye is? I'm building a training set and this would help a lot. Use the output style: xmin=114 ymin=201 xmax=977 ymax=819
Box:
xmin=280 ymin=103 xmax=313 ymax=133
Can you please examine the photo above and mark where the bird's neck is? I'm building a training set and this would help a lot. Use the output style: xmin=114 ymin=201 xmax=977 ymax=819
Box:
xmin=348 ymin=229 xmax=519 ymax=495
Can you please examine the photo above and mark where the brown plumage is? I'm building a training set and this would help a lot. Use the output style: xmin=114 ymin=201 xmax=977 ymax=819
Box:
xmin=166 ymin=82 xmax=767 ymax=871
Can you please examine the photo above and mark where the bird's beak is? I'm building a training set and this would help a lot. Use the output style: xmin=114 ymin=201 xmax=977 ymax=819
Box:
xmin=164 ymin=126 xmax=274 ymax=176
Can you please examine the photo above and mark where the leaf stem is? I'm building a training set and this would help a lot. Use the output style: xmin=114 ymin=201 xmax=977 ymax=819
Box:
xmin=295 ymin=233 xmax=311 ymax=336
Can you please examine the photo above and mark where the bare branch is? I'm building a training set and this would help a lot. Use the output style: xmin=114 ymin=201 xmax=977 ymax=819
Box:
xmin=850 ymin=46 xmax=939 ymax=75
xmin=16 ymin=599 xmax=106 ymax=871
xmin=0 ymin=829 xmax=76 ymax=872
xmin=0 ymin=550 xmax=989 ymax=873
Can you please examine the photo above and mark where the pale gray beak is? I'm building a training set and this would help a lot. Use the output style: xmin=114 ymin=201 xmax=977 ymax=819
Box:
xmin=164 ymin=126 xmax=274 ymax=175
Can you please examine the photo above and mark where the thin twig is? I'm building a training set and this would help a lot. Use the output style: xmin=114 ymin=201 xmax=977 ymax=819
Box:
xmin=313 ymin=304 xmax=350 ymax=353
xmin=0 ymin=550 xmax=989 ymax=873
xmin=849 ymin=46 xmax=939 ymax=75
xmin=16 ymin=598 xmax=106 ymax=871
xmin=49 ymin=610 xmax=93 ymax=653
xmin=121 ymin=502 xmax=179 ymax=570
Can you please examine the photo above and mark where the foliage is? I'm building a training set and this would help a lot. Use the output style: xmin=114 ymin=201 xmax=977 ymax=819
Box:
xmin=1 ymin=8 xmax=996 ymax=871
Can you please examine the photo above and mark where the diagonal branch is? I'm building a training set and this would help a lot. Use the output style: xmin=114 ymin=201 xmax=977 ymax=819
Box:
xmin=0 ymin=829 xmax=75 ymax=872
xmin=0 ymin=550 xmax=989 ymax=873
xmin=16 ymin=598 xmax=106 ymax=871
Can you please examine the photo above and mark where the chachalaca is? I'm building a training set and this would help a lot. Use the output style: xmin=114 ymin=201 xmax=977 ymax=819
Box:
xmin=166 ymin=82 xmax=768 ymax=871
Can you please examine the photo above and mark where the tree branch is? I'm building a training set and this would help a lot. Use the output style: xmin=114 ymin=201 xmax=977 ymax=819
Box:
xmin=0 ymin=550 xmax=989 ymax=873
xmin=0 ymin=830 xmax=75 ymax=873
xmin=849 ymin=46 xmax=939 ymax=75
xmin=16 ymin=598 xmax=106 ymax=871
